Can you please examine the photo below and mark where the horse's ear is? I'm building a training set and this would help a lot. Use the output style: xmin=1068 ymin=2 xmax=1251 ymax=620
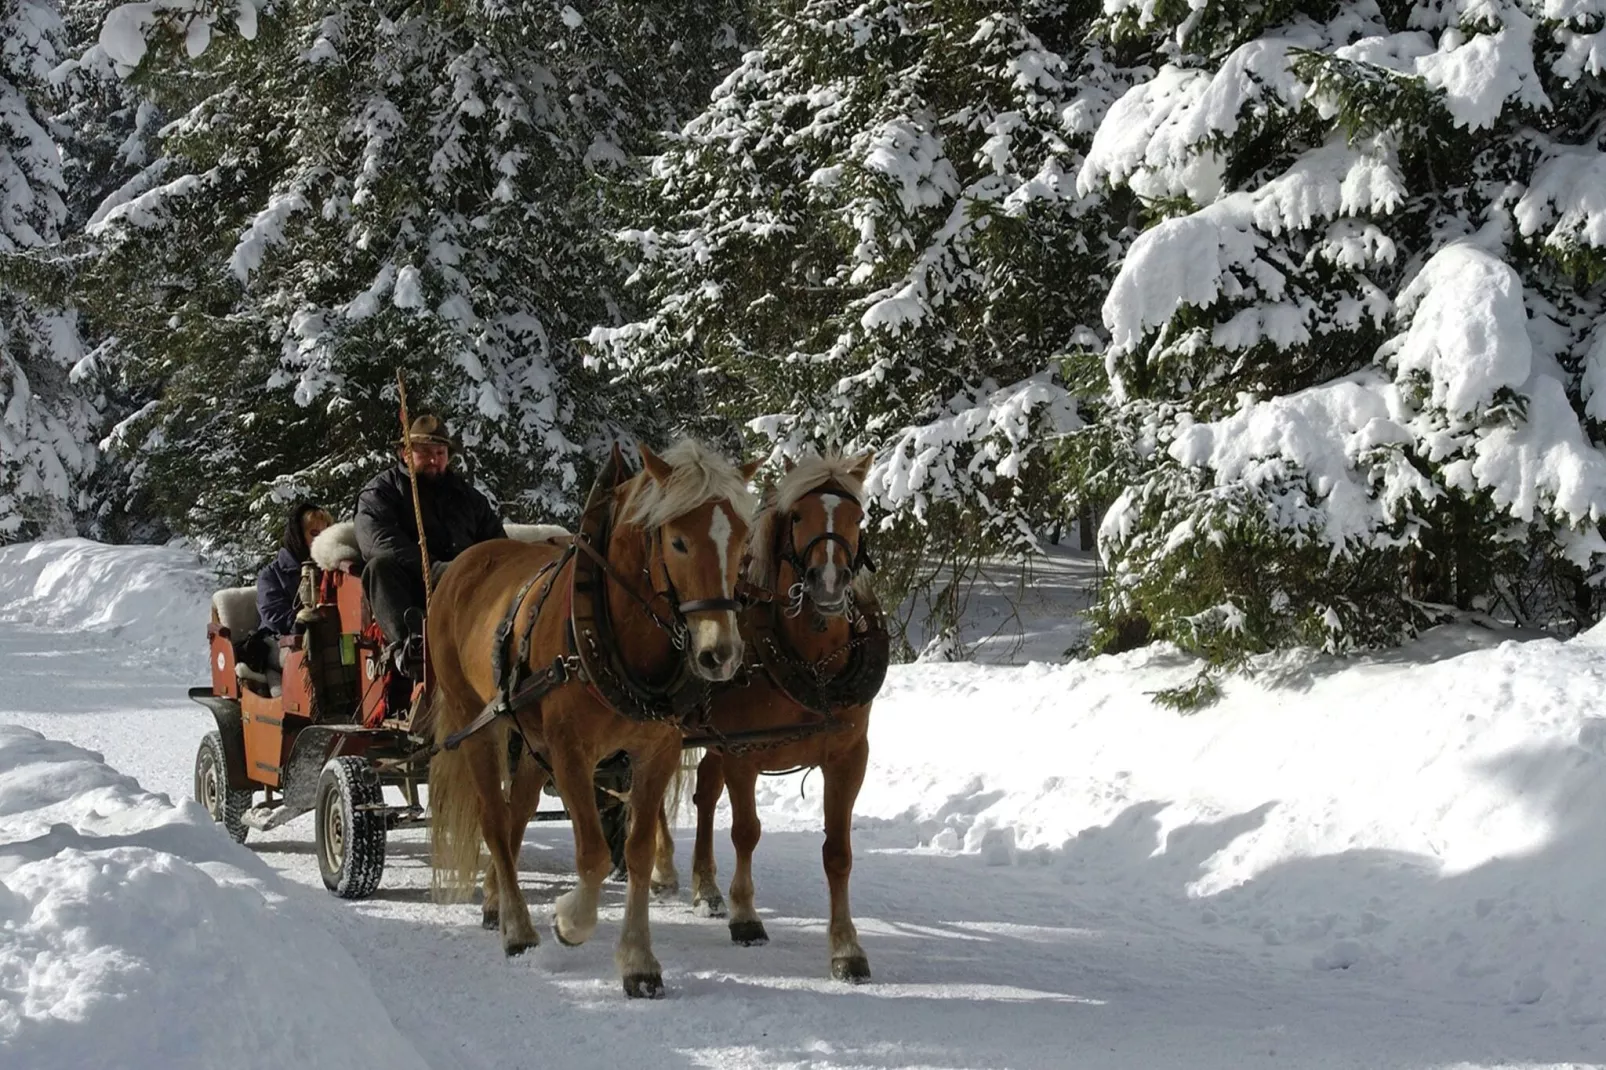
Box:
xmin=848 ymin=450 xmax=875 ymax=483
xmin=782 ymin=456 xmax=796 ymax=475
xmin=740 ymin=458 xmax=763 ymax=482
xmin=637 ymin=443 xmax=674 ymax=484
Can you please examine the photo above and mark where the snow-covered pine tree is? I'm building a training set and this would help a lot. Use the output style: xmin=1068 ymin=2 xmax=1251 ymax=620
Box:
xmin=81 ymin=0 xmax=742 ymax=563
xmin=0 ymin=0 xmax=97 ymax=542
xmin=53 ymin=0 xmax=159 ymax=232
xmin=591 ymin=0 xmax=1124 ymax=580
xmin=1071 ymin=0 xmax=1606 ymax=689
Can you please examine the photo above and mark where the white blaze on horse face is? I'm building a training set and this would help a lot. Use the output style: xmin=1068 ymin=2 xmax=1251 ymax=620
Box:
xmin=708 ymin=504 xmax=734 ymax=597
xmin=819 ymin=493 xmax=844 ymax=590
xmin=688 ymin=503 xmax=740 ymax=676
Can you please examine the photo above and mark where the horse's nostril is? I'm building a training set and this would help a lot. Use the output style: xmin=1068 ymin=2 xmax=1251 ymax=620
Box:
xmin=697 ymin=648 xmax=720 ymax=671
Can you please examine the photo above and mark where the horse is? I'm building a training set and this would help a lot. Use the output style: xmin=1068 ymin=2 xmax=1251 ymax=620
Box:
xmin=658 ymin=450 xmax=883 ymax=983
xmin=426 ymin=439 xmax=758 ymax=998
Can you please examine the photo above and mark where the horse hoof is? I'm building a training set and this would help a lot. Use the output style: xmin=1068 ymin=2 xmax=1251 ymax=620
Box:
xmin=481 ymin=908 xmax=499 ymax=931
xmin=693 ymin=895 xmax=727 ymax=919
xmin=832 ymin=956 xmax=871 ymax=984
xmin=729 ymin=920 xmax=769 ymax=947
xmin=623 ymin=971 xmax=665 ymax=999
xmin=505 ymin=936 xmax=539 ymax=957
xmin=553 ymin=922 xmax=583 ymax=949
xmin=651 ymin=879 xmax=680 ymax=898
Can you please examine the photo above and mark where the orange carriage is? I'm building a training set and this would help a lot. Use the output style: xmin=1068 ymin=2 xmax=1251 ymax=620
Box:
xmin=190 ymin=529 xmax=631 ymax=898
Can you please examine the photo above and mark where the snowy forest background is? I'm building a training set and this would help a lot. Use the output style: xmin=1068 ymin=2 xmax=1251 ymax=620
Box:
xmin=5 ymin=0 xmax=1606 ymax=689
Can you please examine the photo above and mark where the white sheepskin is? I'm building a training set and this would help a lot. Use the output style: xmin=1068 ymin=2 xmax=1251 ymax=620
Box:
xmin=308 ymin=519 xmax=567 ymax=570
xmin=506 ymin=523 xmax=569 ymax=543
xmin=211 ymin=587 xmax=259 ymax=636
xmin=310 ymin=522 xmax=361 ymax=571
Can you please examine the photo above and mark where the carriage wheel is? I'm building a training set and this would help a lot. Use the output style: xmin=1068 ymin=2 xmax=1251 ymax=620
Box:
xmin=195 ymin=731 xmax=252 ymax=844
xmin=315 ymin=757 xmax=387 ymax=899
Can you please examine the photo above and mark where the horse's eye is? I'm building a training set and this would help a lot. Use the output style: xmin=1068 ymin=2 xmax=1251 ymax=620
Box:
xmin=790 ymin=512 xmax=802 ymax=524
xmin=671 ymin=537 xmax=688 ymax=553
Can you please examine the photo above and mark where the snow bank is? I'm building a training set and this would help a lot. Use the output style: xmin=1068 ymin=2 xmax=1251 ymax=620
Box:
xmin=0 ymin=539 xmax=214 ymax=669
xmin=754 ymin=625 xmax=1606 ymax=1020
xmin=0 ymin=724 xmax=428 ymax=1070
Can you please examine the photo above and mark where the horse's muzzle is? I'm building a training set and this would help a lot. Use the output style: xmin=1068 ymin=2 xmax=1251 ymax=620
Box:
xmin=805 ymin=565 xmax=852 ymax=617
xmin=689 ymin=626 xmax=742 ymax=682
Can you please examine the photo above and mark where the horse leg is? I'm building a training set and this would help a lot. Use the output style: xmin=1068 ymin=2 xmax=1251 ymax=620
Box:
xmin=549 ymin=739 xmax=611 ymax=948
xmin=486 ymin=740 xmax=548 ymax=932
xmin=724 ymin=758 xmax=767 ymax=946
xmin=823 ymin=738 xmax=871 ymax=983
xmin=617 ymin=738 xmax=680 ymax=998
xmin=480 ymin=856 xmax=500 ymax=931
xmin=651 ymin=802 xmax=680 ymax=897
xmin=690 ymin=750 xmax=726 ymax=918
xmin=464 ymin=735 xmax=539 ymax=956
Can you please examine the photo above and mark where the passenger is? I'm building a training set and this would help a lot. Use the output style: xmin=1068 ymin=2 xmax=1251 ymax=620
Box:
xmin=355 ymin=413 xmax=506 ymax=677
xmin=256 ymin=502 xmax=333 ymax=639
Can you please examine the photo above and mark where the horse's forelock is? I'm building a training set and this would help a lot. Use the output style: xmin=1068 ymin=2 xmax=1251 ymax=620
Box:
xmin=774 ymin=452 xmax=868 ymax=514
xmin=745 ymin=452 xmax=872 ymax=593
xmin=621 ymin=439 xmax=757 ymax=532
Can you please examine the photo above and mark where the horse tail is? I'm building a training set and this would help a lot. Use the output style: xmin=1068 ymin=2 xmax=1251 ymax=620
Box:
xmin=429 ymin=688 xmax=488 ymax=904
xmin=665 ymin=745 xmax=703 ymax=827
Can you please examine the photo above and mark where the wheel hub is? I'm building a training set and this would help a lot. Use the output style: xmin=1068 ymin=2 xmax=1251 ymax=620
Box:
xmin=198 ymin=759 xmax=220 ymax=817
xmin=323 ymin=802 xmax=345 ymax=873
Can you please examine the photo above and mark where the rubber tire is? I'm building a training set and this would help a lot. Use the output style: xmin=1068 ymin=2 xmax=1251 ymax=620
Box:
xmin=195 ymin=731 xmax=252 ymax=844
xmin=314 ymin=757 xmax=387 ymax=899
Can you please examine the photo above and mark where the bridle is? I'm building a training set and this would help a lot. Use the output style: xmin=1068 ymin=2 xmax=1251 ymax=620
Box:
xmin=645 ymin=525 xmax=744 ymax=649
xmin=565 ymin=489 xmax=745 ymax=653
xmin=766 ymin=485 xmax=876 ymax=618
xmin=778 ymin=485 xmax=876 ymax=582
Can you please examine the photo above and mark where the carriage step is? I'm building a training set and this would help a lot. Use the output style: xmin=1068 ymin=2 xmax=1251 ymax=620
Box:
xmin=241 ymin=804 xmax=310 ymax=832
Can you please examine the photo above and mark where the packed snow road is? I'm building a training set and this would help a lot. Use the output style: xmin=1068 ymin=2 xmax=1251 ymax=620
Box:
xmin=3 ymin=540 xmax=1605 ymax=1069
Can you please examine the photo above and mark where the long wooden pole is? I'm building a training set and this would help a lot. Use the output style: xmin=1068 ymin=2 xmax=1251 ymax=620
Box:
xmin=396 ymin=370 xmax=434 ymax=608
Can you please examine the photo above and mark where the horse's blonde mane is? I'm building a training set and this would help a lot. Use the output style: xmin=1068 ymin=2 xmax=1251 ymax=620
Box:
xmin=622 ymin=439 xmax=757 ymax=529
xmin=747 ymin=452 xmax=872 ymax=595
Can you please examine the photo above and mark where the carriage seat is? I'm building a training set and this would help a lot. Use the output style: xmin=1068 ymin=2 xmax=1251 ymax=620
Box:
xmin=212 ymin=587 xmax=259 ymax=636
xmin=309 ymin=520 xmax=570 ymax=572
xmin=210 ymin=587 xmax=283 ymax=695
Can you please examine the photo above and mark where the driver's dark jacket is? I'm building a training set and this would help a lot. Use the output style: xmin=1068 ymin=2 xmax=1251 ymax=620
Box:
xmin=354 ymin=466 xmax=506 ymax=568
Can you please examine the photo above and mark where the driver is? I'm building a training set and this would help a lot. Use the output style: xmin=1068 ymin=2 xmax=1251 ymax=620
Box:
xmin=355 ymin=413 xmax=506 ymax=676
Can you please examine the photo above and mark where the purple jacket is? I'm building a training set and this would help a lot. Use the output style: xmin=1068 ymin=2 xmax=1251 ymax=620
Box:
xmin=255 ymin=546 xmax=302 ymax=636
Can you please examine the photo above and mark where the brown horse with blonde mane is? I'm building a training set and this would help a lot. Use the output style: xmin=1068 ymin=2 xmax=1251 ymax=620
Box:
xmin=659 ymin=450 xmax=883 ymax=983
xmin=426 ymin=439 xmax=757 ymax=998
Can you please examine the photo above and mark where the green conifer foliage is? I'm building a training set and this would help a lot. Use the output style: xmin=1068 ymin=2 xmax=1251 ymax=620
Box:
xmin=592 ymin=0 xmax=1123 ymax=566
xmin=1072 ymin=0 xmax=1606 ymax=688
xmin=81 ymin=0 xmax=742 ymax=560
xmin=0 ymin=0 xmax=96 ymax=542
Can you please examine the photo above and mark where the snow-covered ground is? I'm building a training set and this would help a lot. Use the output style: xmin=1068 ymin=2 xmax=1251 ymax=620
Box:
xmin=3 ymin=537 xmax=1605 ymax=1069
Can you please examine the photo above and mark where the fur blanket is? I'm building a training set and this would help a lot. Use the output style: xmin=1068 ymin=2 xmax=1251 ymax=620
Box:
xmin=310 ymin=520 xmax=569 ymax=571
